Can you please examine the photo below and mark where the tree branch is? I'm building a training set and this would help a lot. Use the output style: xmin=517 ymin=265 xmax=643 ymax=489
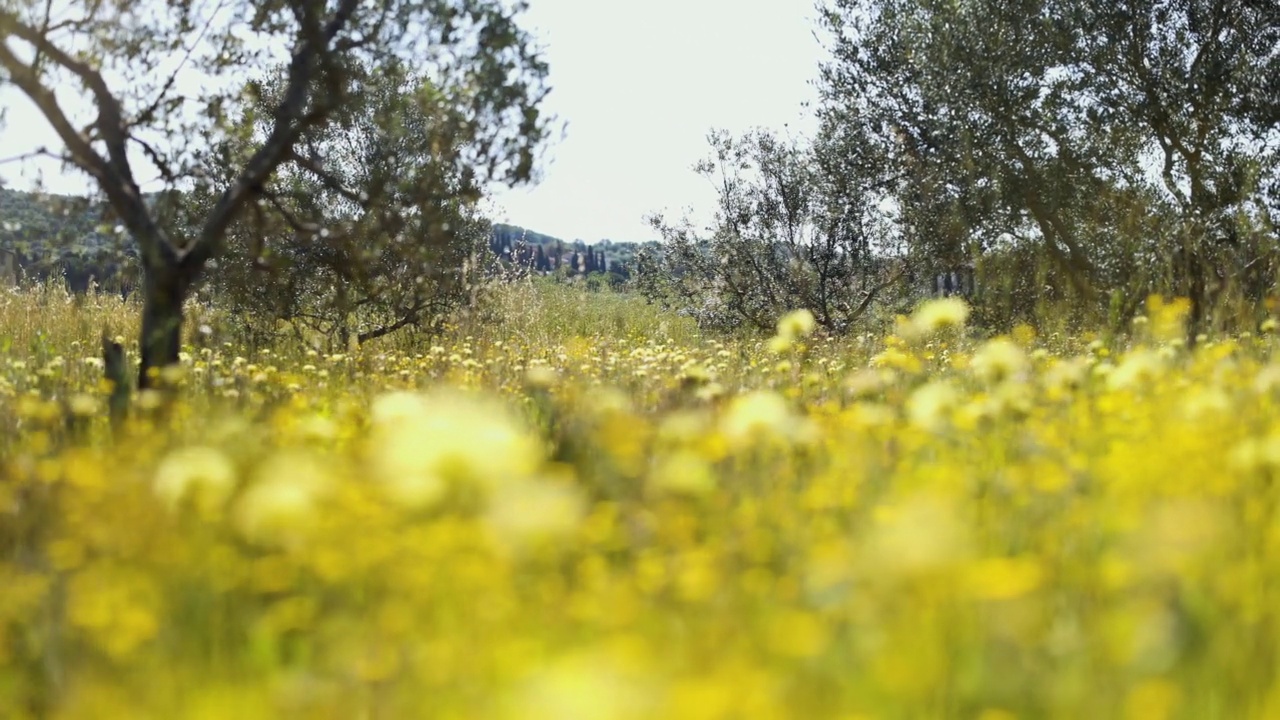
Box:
xmin=132 ymin=0 xmax=227 ymax=129
xmin=0 ymin=145 xmax=67 ymax=166
xmin=0 ymin=44 xmax=107 ymax=185
xmin=0 ymin=10 xmax=177 ymax=276
xmin=287 ymin=149 xmax=366 ymax=205
xmin=260 ymin=189 xmax=324 ymax=235
xmin=184 ymin=0 xmax=362 ymax=274
xmin=130 ymin=136 xmax=177 ymax=183
xmin=0 ymin=12 xmax=131 ymax=178
xmin=358 ymin=308 xmax=424 ymax=344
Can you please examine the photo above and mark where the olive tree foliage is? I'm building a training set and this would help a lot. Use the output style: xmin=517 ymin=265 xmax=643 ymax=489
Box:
xmin=1079 ymin=0 xmax=1280 ymax=333
xmin=202 ymin=58 xmax=496 ymax=351
xmin=636 ymin=128 xmax=908 ymax=335
xmin=817 ymin=0 xmax=1279 ymax=335
xmin=0 ymin=0 xmax=550 ymax=387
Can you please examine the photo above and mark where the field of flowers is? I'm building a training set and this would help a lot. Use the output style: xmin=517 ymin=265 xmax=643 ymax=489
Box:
xmin=3 ymin=281 xmax=1280 ymax=719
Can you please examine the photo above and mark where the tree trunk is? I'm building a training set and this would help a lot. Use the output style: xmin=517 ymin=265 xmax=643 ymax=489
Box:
xmin=138 ymin=265 xmax=188 ymax=390
xmin=1184 ymin=245 xmax=1208 ymax=349
xmin=102 ymin=335 xmax=130 ymax=429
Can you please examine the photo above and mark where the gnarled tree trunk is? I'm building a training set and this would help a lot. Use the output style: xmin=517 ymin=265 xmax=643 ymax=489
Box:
xmin=138 ymin=259 xmax=194 ymax=390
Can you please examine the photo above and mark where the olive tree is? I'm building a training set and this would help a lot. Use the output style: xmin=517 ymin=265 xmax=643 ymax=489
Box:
xmin=204 ymin=57 xmax=496 ymax=351
xmin=818 ymin=0 xmax=1279 ymax=335
xmin=637 ymin=128 xmax=907 ymax=335
xmin=0 ymin=0 xmax=550 ymax=387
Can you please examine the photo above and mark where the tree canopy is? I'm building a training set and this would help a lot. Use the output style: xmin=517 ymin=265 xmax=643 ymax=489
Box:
xmin=818 ymin=0 xmax=1279 ymax=334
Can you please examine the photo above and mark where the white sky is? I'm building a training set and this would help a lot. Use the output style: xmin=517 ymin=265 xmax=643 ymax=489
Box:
xmin=0 ymin=0 xmax=827 ymax=244
xmin=486 ymin=0 xmax=827 ymax=242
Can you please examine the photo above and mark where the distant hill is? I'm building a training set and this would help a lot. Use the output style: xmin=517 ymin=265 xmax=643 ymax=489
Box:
xmin=0 ymin=187 xmax=136 ymax=291
xmin=0 ymin=187 xmax=657 ymax=291
xmin=489 ymin=223 xmax=658 ymax=279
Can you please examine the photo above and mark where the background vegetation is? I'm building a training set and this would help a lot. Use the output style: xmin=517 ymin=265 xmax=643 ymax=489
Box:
xmin=0 ymin=0 xmax=1277 ymax=716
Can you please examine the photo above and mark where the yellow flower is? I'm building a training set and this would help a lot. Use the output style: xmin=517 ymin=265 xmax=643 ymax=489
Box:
xmin=153 ymin=445 xmax=239 ymax=517
xmin=844 ymin=368 xmax=895 ymax=400
xmin=905 ymin=297 xmax=970 ymax=339
xmin=1043 ymin=356 xmax=1091 ymax=395
xmin=905 ymin=380 xmax=959 ymax=431
xmin=776 ymin=308 xmax=817 ymax=340
xmin=369 ymin=390 xmax=427 ymax=426
xmin=767 ymin=334 xmax=794 ymax=355
xmin=720 ymin=390 xmax=800 ymax=448
xmin=865 ymin=493 xmax=973 ymax=576
xmin=1147 ymin=295 xmax=1191 ymax=342
xmin=233 ymin=451 xmax=334 ymax=547
xmin=1107 ymin=348 xmax=1165 ymax=391
xmin=524 ymin=364 xmax=559 ymax=389
xmin=870 ymin=346 xmax=922 ymax=374
xmin=67 ymin=393 xmax=100 ymax=417
xmin=965 ymin=556 xmax=1044 ymax=600
xmin=649 ymin=449 xmax=717 ymax=497
xmin=969 ymin=338 xmax=1029 ymax=383
xmin=657 ymin=410 xmax=712 ymax=446
xmin=500 ymin=647 xmax=658 ymax=720
xmin=485 ymin=478 xmax=587 ymax=551
xmin=368 ymin=388 xmax=543 ymax=510
xmin=66 ymin=566 xmax=161 ymax=660
xmin=766 ymin=610 xmax=829 ymax=658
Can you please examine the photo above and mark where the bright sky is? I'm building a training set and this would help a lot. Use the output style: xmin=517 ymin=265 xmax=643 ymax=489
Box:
xmin=487 ymin=0 xmax=827 ymax=242
xmin=0 ymin=0 xmax=828 ymax=244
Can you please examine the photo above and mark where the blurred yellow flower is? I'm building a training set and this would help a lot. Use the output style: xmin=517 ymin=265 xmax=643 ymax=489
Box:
xmin=767 ymin=334 xmax=794 ymax=355
xmin=233 ymin=451 xmax=334 ymax=547
xmin=970 ymin=338 xmax=1029 ymax=383
xmin=905 ymin=297 xmax=970 ymax=339
xmin=766 ymin=609 xmax=829 ymax=658
xmin=66 ymin=566 xmax=161 ymax=661
xmin=649 ymin=449 xmax=717 ymax=497
xmin=720 ymin=390 xmax=801 ymax=448
xmin=965 ymin=556 xmax=1044 ymax=600
xmin=1107 ymin=348 xmax=1165 ymax=391
xmin=866 ymin=493 xmax=973 ymax=576
xmin=905 ymin=380 xmax=959 ymax=431
xmin=500 ymin=648 xmax=658 ymax=720
xmin=485 ymin=478 xmax=587 ymax=550
xmin=368 ymin=388 xmax=543 ymax=510
xmin=776 ymin=308 xmax=817 ymax=340
xmin=153 ymin=445 xmax=239 ymax=517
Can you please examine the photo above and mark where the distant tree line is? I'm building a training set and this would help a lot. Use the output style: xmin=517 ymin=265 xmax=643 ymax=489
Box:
xmin=0 ymin=190 xmax=648 ymax=302
xmin=488 ymin=223 xmax=643 ymax=286
xmin=0 ymin=188 xmax=140 ymax=294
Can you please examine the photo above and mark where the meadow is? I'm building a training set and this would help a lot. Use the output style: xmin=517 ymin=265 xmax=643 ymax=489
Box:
xmin=2 ymin=279 xmax=1280 ymax=719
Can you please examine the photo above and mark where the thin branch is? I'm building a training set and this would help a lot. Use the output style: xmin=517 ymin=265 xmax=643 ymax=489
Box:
xmin=0 ymin=38 xmax=110 ymax=184
xmin=358 ymin=309 xmax=424 ymax=344
xmin=132 ymin=0 xmax=229 ymax=128
xmin=287 ymin=149 xmax=366 ymax=205
xmin=0 ymin=10 xmax=177 ymax=278
xmin=42 ymin=12 xmax=100 ymax=36
xmin=850 ymin=262 xmax=908 ymax=321
xmin=0 ymin=11 xmax=132 ymax=178
xmin=130 ymin=136 xmax=177 ymax=183
xmin=31 ymin=0 xmax=55 ymax=71
xmin=0 ymin=146 xmax=66 ymax=166
xmin=185 ymin=0 xmax=362 ymax=273
xmin=261 ymin=190 xmax=323 ymax=235
xmin=43 ymin=0 xmax=105 ymax=37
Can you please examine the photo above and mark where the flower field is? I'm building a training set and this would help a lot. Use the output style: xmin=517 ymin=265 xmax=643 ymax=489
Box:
xmin=3 ymin=283 xmax=1280 ymax=719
